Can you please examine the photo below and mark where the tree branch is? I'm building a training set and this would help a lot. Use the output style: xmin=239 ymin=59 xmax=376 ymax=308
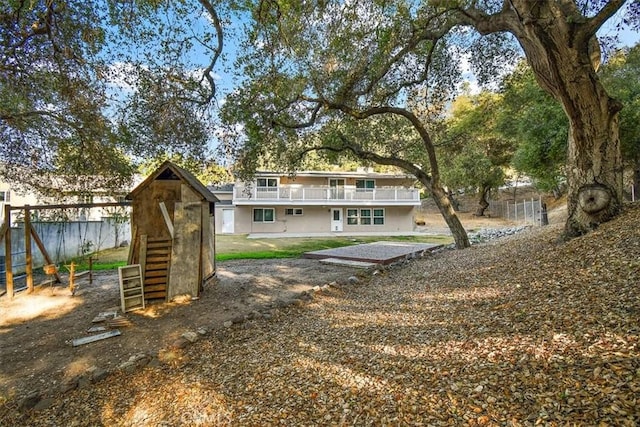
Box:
xmin=197 ymin=0 xmax=224 ymax=104
xmin=584 ymin=0 xmax=626 ymax=36
xmin=295 ymin=137 xmax=432 ymax=186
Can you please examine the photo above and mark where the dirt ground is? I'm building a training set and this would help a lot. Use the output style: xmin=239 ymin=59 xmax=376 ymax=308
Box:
xmin=0 ymin=258 xmax=371 ymax=404
xmin=0 ymin=198 xmax=549 ymax=406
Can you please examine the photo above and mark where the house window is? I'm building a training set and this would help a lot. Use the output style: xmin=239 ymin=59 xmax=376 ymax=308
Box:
xmin=256 ymin=178 xmax=278 ymax=190
xmin=347 ymin=209 xmax=358 ymax=225
xmin=253 ymin=208 xmax=275 ymax=222
xmin=285 ymin=208 xmax=303 ymax=216
xmin=347 ymin=208 xmax=385 ymax=225
xmin=0 ymin=190 xmax=9 ymax=202
xmin=356 ymin=179 xmax=375 ymax=191
xmin=373 ymin=208 xmax=385 ymax=225
xmin=329 ymin=178 xmax=345 ymax=199
xmin=78 ymin=194 xmax=93 ymax=204
xmin=360 ymin=209 xmax=372 ymax=225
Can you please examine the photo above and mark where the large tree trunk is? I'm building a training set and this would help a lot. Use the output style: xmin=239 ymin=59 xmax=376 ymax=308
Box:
xmin=508 ymin=3 xmax=623 ymax=238
xmin=427 ymin=182 xmax=470 ymax=249
xmin=563 ymin=102 xmax=622 ymax=238
xmin=466 ymin=0 xmax=626 ymax=238
xmin=474 ymin=185 xmax=490 ymax=217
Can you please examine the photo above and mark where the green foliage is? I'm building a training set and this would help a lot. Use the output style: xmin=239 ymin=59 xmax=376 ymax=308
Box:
xmin=497 ymin=61 xmax=568 ymax=193
xmin=0 ymin=1 xmax=134 ymax=195
xmin=438 ymin=92 xmax=512 ymax=194
xmin=599 ymin=44 xmax=640 ymax=170
xmin=139 ymin=154 xmax=232 ymax=185
xmin=0 ymin=0 xmax=227 ymax=197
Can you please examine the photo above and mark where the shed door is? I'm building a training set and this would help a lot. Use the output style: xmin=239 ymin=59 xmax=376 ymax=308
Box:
xmin=221 ymin=209 xmax=234 ymax=234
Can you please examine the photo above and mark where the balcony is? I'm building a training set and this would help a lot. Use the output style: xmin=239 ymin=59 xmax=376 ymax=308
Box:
xmin=233 ymin=185 xmax=421 ymax=206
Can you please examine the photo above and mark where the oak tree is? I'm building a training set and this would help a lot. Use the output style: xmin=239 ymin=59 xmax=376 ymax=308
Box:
xmin=223 ymin=0 xmax=638 ymax=242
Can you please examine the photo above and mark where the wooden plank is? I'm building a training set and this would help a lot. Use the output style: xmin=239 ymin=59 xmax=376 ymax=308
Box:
xmin=146 ymin=248 xmax=170 ymax=255
xmin=74 ymin=271 xmax=91 ymax=279
xmin=3 ymin=205 xmax=13 ymax=299
xmin=143 ymin=270 xmax=168 ymax=278
xmin=145 ymin=291 xmax=166 ymax=299
xmin=24 ymin=207 xmax=33 ymax=293
xmin=147 ymin=237 xmax=172 ymax=243
xmin=146 ymin=241 xmax=171 ymax=249
xmin=147 ymin=253 xmax=171 ymax=263
xmin=143 ymin=284 xmax=166 ymax=292
xmin=145 ymin=262 xmax=168 ymax=271
xmin=12 ymin=201 xmax=130 ymax=210
xmin=30 ymin=227 xmax=62 ymax=283
xmin=139 ymin=234 xmax=147 ymax=286
xmin=168 ymin=197 xmax=201 ymax=300
xmin=72 ymin=330 xmax=121 ymax=347
xmin=158 ymin=202 xmax=174 ymax=238
xmin=144 ymin=277 xmax=168 ymax=286
xmin=127 ymin=225 xmax=137 ymax=265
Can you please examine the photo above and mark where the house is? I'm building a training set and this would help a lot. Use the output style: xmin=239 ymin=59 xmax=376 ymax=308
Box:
xmin=0 ymin=179 xmax=130 ymax=223
xmin=209 ymin=183 xmax=235 ymax=234
xmin=228 ymin=170 xmax=421 ymax=235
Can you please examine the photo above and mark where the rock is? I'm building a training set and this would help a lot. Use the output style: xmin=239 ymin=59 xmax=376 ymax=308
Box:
xmin=33 ymin=397 xmax=54 ymax=411
xmin=118 ymin=361 xmax=136 ymax=373
xmin=348 ymin=276 xmax=359 ymax=284
xmin=19 ymin=391 xmax=41 ymax=410
xmin=59 ymin=378 xmax=78 ymax=394
xmin=223 ymin=321 xmax=233 ymax=328
xmin=171 ymin=337 xmax=190 ymax=349
xmin=128 ymin=353 xmax=151 ymax=367
xmin=247 ymin=310 xmax=262 ymax=320
xmin=196 ymin=327 xmax=209 ymax=336
xmin=91 ymin=368 xmax=109 ymax=383
xmin=182 ymin=331 xmax=199 ymax=343
xmin=77 ymin=375 xmax=91 ymax=389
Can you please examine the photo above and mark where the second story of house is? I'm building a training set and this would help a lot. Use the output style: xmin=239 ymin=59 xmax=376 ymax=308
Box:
xmin=0 ymin=181 xmax=130 ymax=224
xmin=233 ymin=169 xmax=421 ymax=207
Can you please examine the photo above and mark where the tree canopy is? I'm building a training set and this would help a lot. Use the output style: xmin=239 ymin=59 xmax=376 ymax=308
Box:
xmin=0 ymin=0 xmax=227 ymax=197
xmin=221 ymin=0 xmax=639 ymax=241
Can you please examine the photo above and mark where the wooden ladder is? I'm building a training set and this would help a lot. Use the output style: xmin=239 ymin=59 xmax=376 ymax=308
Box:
xmin=140 ymin=236 xmax=172 ymax=300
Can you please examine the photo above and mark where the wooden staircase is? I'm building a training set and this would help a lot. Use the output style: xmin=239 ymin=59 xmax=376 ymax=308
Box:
xmin=141 ymin=237 xmax=172 ymax=300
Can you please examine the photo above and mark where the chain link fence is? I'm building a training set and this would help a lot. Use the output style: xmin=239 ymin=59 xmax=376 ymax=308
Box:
xmin=488 ymin=198 xmax=547 ymax=226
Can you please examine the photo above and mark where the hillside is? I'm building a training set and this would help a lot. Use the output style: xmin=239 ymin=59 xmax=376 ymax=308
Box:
xmin=5 ymin=203 xmax=640 ymax=425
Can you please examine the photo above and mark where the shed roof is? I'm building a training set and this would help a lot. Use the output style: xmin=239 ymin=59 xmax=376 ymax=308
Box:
xmin=126 ymin=160 xmax=219 ymax=203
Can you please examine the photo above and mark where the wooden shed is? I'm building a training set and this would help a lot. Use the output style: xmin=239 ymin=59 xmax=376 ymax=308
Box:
xmin=126 ymin=161 xmax=219 ymax=301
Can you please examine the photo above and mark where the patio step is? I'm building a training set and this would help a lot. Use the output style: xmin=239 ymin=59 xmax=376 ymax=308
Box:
xmin=319 ymin=258 xmax=378 ymax=269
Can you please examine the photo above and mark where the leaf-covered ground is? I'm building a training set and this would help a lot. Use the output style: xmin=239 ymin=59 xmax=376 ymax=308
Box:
xmin=5 ymin=204 xmax=640 ymax=426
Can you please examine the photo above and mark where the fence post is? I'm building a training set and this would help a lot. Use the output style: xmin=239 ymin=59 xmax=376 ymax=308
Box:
xmin=4 ymin=204 xmax=13 ymax=299
xmin=24 ymin=206 xmax=33 ymax=293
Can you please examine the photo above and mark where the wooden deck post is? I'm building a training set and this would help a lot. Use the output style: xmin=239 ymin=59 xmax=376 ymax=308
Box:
xmin=30 ymin=227 xmax=61 ymax=283
xmin=4 ymin=204 xmax=13 ymax=299
xmin=24 ymin=206 xmax=33 ymax=293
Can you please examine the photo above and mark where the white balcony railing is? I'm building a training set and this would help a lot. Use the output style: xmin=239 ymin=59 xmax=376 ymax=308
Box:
xmin=233 ymin=185 xmax=420 ymax=203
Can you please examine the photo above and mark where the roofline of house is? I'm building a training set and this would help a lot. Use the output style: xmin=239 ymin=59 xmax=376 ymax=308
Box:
xmin=251 ymin=170 xmax=416 ymax=179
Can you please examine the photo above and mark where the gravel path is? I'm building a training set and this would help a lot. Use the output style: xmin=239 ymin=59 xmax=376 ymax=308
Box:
xmin=4 ymin=204 xmax=640 ymax=426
